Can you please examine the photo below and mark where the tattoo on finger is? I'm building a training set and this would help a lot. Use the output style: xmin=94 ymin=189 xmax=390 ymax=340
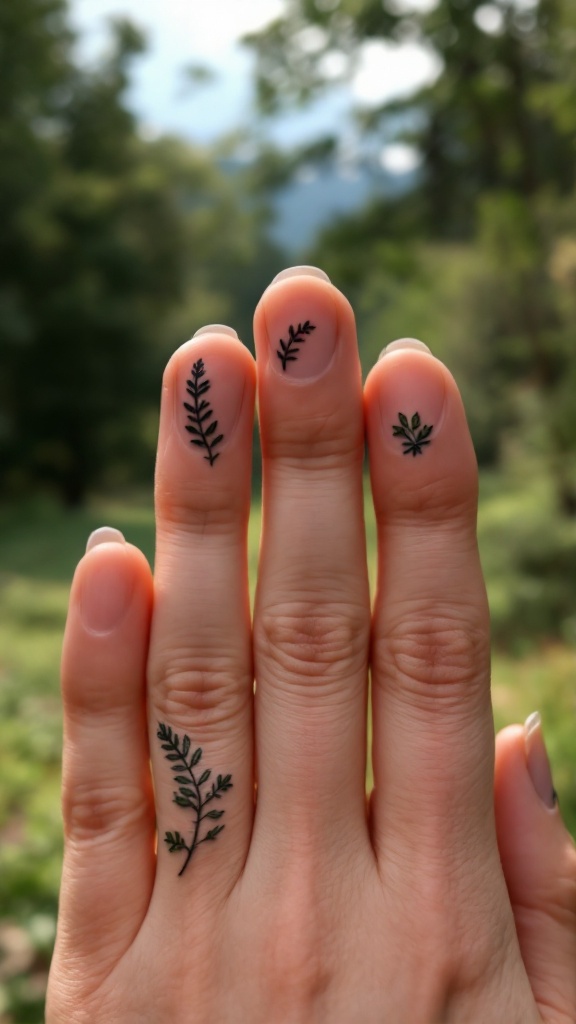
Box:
xmin=392 ymin=411 xmax=433 ymax=456
xmin=184 ymin=359 xmax=224 ymax=465
xmin=157 ymin=723 xmax=233 ymax=876
xmin=277 ymin=320 xmax=316 ymax=371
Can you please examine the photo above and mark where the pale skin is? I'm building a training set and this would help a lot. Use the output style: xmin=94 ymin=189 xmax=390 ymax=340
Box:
xmin=47 ymin=267 xmax=576 ymax=1023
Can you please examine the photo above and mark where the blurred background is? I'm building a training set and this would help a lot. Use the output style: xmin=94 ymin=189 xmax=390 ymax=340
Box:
xmin=1 ymin=0 xmax=575 ymax=1018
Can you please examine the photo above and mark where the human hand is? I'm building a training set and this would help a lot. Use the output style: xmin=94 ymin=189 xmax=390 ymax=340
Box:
xmin=47 ymin=267 xmax=576 ymax=1023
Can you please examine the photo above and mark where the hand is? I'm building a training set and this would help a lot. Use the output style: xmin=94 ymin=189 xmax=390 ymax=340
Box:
xmin=47 ymin=267 xmax=576 ymax=1023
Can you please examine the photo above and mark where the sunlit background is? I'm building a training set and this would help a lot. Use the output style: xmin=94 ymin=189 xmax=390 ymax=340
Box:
xmin=1 ymin=1 xmax=575 ymax=1018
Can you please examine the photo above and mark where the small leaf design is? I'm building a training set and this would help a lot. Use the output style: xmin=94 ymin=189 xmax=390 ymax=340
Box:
xmin=157 ymin=722 xmax=233 ymax=877
xmin=277 ymin=320 xmax=317 ymax=370
xmin=392 ymin=412 xmax=434 ymax=456
xmin=183 ymin=359 xmax=224 ymax=466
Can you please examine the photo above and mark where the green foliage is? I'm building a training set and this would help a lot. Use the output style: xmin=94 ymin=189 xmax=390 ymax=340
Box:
xmin=0 ymin=0 xmax=280 ymax=507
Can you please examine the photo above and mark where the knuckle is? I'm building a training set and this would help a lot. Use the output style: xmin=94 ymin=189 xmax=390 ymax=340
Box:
xmin=374 ymin=609 xmax=489 ymax=710
xmin=255 ymin=602 xmax=368 ymax=690
xmin=149 ymin=650 xmax=248 ymax=733
xmin=63 ymin=779 xmax=150 ymax=844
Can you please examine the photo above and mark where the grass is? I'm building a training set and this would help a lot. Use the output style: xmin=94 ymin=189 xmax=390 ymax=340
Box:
xmin=0 ymin=478 xmax=574 ymax=1021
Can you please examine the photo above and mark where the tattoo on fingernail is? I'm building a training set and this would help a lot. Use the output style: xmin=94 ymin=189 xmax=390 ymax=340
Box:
xmin=184 ymin=359 xmax=224 ymax=465
xmin=392 ymin=412 xmax=433 ymax=456
xmin=157 ymin=723 xmax=233 ymax=877
xmin=277 ymin=320 xmax=316 ymax=371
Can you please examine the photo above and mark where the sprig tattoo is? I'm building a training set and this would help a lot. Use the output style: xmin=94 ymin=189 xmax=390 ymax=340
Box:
xmin=277 ymin=320 xmax=316 ymax=370
xmin=157 ymin=723 xmax=233 ymax=877
xmin=184 ymin=359 xmax=224 ymax=465
xmin=392 ymin=412 xmax=433 ymax=456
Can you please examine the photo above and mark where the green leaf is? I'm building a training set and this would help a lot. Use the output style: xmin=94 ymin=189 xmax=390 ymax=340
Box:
xmin=420 ymin=425 xmax=433 ymax=439
xmin=205 ymin=825 xmax=225 ymax=841
xmin=191 ymin=747 xmax=202 ymax=767
xmin=399 ymin=413 xmax=409 ymax=429
xmin=182 ymin=735 xmax=190 ymax=757
xmin=174 ymin=776 xmax=191 ymax=785
xmin=166 ymin=753 xmax=182 ymax=761
xmin=205 ymin=809 xmax=224 ymax=819
xmin=174 ymin=795 xmax=194 ymax=807
xmin=411 ymin=412 xmax=420 ymax=430
xmin=210 ymin=435 xmax=224 ymax=448
xmin=179 ymin=787 xmax=196 ymax=798
xmin=198 ymin=769 xmax=211 ymax=785
xmin=204 ymin=420 xmax=217 ymax=436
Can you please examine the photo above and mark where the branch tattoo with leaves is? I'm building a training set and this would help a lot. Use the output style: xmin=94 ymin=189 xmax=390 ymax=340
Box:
xmin=392 ymin=412 xmax=434 ymax=456
xmin=184 ymin=359 xmax=224 ymax=465
xmin=277 ymin=320 xmax=316 ymax=370
xmin=157 ymin=723 xmax=233 ymax=877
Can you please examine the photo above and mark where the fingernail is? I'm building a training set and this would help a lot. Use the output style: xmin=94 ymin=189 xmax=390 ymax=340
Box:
xmin=86 ymin=526 xmax=126 ymax=553
xmin=192 ymin=324 xmax=238 ymax=339
xmin=178 ymin=346 xmax=245 ymax=465
xmin=378 ymin=337 xmax=432 ymax=360
xmin=80 ymin=540 xmax=133 ymax=634
xmin=264 ymin=274 xmax=337 ymax=381
xmin=271 ymin=265 xmax=331 ymax=285
xmin=377 ymin=344 xmax=445 ymax=457
xmin=524 ymin=712 xmax=557 ymax=809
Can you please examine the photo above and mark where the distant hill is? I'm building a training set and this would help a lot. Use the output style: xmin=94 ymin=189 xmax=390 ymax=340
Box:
xmin=220 ymin=158 xmax=416 ymax=253
xmin=269 ymin=163 xmax=415 ymax=251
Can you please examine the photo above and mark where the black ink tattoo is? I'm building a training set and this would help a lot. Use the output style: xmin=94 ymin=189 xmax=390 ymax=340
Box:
xmin=157 ymin=723 xmax=233 ymax=876
xmin=392 ymin=412 xmax=433 ymax=456
xmin=184 ymin=359 xmax=224 ymax=465
xmin=277 ymin=320 xmax=316 ymax=370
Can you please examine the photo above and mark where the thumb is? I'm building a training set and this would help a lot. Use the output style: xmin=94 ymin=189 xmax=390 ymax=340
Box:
xmin=495 ymin=717 xmax=576 ymax=1024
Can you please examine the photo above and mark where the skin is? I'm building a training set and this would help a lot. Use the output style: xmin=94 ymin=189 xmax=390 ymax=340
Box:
xmin=47 ymin=270 xmax=576 ymax=1024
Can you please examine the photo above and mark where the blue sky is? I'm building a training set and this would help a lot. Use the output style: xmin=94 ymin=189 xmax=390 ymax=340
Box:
xmin=70 ymin=0 xmax=440 ymax=154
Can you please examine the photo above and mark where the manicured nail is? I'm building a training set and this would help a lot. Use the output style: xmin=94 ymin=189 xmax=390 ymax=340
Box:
xmin=524 ymin=712 xmax=557 ymax=809
xmin=271 ymin=265 xmax=331 ymax=285
xmin=379 ymin=337 xmax=432 ymax=360
xmin=178 ymin=346 xmax=245 ymax=465
xmin=264 ymin=272 xmax=337 ymax=381
xmin=86 ymin=526 xmax=125 ymax=552
xmin=377 ymin=342 xmax=445 ymax=457
xmin=192 ymin=324 xmax=238 ymax=339
xmin=80 ymin=538 xmax=133 ymax=634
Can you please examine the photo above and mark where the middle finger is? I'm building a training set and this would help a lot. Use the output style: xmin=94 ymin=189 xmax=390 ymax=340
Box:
xmin=252 ymin=268 xmax=370 ymax=856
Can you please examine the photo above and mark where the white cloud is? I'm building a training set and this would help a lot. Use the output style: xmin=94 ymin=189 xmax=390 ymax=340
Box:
xmin=379 ymin=142 xmax=421 ymax=175
xmin=352 ymin=39 xmax=442 ymax=106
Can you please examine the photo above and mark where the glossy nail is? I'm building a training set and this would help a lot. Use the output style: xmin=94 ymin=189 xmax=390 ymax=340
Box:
xmin=86 ymin=526 xmax=126 ymax=553
xmin=524 ymin=712 xmax=557 ymax=809
xmin=81 ymin=539 xmax=133 ymax=634
xmin=192 ymin=324 xmax=238 ymax=339
xmin=271 ymin=265 xmax=331 ymax=285
xmin=379 ymin=337 xmax=432 ymax=360
xmin=377 ymin=343 xmax=445 ymax=457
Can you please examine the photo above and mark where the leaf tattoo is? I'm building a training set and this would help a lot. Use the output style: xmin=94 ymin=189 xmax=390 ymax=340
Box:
xmin=392 ymin=411 xmax=434 ymax=456
xmin=277 ymin=320 xmax=316 ymax=370
xmin=157 ymin=723 xmax=233 ymax=877
xmin=184 ymin=359 xmax=224 ymax=465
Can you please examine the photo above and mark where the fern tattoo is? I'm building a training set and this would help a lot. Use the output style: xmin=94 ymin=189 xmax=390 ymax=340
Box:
xmin=277 ymin=320 xmax=316 ymax=370
xmin=392 ymin=412 xmax=433 ymax=456
xmin=184 ymin=359 xmax=224 ymax=465
xmin=157 ymin=723 xmax=233 ymax=877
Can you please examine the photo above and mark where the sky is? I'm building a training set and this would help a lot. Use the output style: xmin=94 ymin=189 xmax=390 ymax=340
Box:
xmin=70 ymin=0 xmax=441 ymax=152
